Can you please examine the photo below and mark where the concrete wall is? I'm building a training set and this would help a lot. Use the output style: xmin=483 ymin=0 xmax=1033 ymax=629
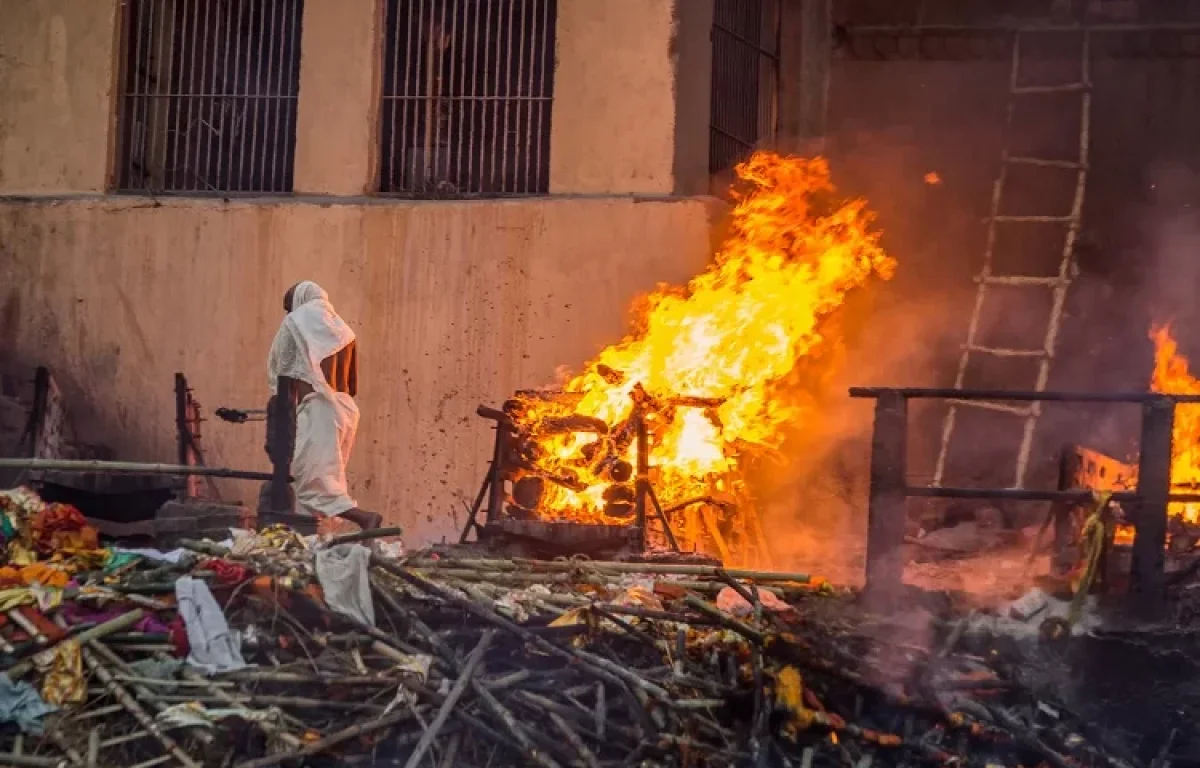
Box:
xmin=0 ymin=0 xmax=119 ymax=194
xmin=0 ymin=0 xmax=711 ymax=196
xmin=0 ymin=0 xmax=721 ymax=543
xmin=292 ymin=0 xmax=381 ymax=195
xmin=0 ymin=196 xmax=716 ymax=542
xmin=551 ymin=0 xmax=713 ymax=196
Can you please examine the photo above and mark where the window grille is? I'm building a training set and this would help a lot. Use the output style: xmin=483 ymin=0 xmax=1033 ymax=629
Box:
xmin=115 ymin=0 xmax=304 ymax=195
xmin=710 ymin=0 xmax=781 ymax=174
xmin=379 ymin=0 xmax=557 ymax=197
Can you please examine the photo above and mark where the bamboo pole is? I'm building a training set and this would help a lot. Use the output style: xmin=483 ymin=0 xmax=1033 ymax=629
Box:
xmin=400 ymin=630 xmax=495 ymax=768
xmin=78 ymin=644 xmax=203 ymax=768
xmin=0 ymin=751 xmax=69 ymax=767
xmin=0 ymin=458 xmax=277 ymax=481
xmin=6 ymin=610 xmax=144 ymax=680
xmin=401 ymin=557 xmax=811 ymax=583
xmin=386 ymin=567 xmax=805 ymax=596
xmin=87 ymin=641 xmax=217 ymax=747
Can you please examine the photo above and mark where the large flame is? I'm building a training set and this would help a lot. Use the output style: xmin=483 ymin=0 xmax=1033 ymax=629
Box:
xmin=1151 ymin=324 xmax=1200 ymax=525
xmin=511 ymin=152 xmax=895 ymax=563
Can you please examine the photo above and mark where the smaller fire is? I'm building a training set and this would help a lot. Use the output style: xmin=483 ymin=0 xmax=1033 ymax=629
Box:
xmin=1108 ymin=326 xmax=1200 ymax=548
xmin=1150 ymin=324 xmax=1200 ymax=526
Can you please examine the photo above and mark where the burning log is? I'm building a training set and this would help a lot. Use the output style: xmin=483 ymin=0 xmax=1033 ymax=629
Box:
xmin=533 ymin=414 xmax=609 ymax=437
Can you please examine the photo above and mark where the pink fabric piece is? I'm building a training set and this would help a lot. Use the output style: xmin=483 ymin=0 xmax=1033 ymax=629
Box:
xmin=62 ymin=604 xmax=169 ymax=634
xmin=715 ymin=586 xmax=793 ymax=617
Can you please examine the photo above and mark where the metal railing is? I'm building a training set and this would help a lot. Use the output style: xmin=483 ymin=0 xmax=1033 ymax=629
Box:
xmin=851 ymin=386 xmax=1200 ymax=616
xmin=115 ymin=0 xmax=304 ymax=195
xmin=838 ymin=22 xmax=1200 ymax=60
xmin=379 ymin=0 xmax=556 ymax=198
xmin=710 ymin=0 xmax=780 ymax=174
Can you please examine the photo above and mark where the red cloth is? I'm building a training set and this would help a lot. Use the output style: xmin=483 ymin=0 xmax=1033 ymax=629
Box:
xmin=31 ymin=503 xmax=98 ymax=554
xmin=203 ymin=559 xmax=253 ymax=585
xmin=168 ymin=614 xmax=190 ymax=658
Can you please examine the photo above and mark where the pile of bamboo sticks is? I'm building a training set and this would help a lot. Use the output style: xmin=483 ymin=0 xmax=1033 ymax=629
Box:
xmin=0 ymin=541 xmax=1132 ymax=768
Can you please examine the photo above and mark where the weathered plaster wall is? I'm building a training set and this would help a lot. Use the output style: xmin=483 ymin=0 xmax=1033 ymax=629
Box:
xmin=0 ymin=0 xmax=712 ymax=198
xmin=550 ymin=0 xmax=713 ymax=195
xmin=0 ymin=196 xmax=716 ymax=542
xmin=293 ymin=0 xmax=380 ymax=195
xmin=0 ymin=0 xmax=119 ymax=194
xmin=0 ymin=0 xmax=720 ymax=545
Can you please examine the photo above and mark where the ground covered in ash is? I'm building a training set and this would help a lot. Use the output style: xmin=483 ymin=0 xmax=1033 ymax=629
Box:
xmin=775 ymin=513 xmax=1200 ymax=765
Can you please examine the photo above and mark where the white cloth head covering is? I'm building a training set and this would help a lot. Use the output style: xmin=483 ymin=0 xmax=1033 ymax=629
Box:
xmin=267 ymin=281 xmax=356 ymax=395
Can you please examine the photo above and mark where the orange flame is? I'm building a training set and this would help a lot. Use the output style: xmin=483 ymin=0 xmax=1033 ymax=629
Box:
xmin=1150 ymin=325 xmax=1200 ymax=526
xmin=510 ymin=152 xmax=894 ymax=564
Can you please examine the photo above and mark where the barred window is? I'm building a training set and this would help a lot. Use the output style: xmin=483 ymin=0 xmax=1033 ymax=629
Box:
xmin=115 ymin=0 xmax=304 ymax=195
xmin=379 ymin=0 xmax=557 ymax=198
xmin=710 ymin=0 xmax=780 ymax=174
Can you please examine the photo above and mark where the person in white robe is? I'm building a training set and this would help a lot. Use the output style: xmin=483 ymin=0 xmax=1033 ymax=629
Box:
xmin=266 ymin=281 xmax=381 ymax=530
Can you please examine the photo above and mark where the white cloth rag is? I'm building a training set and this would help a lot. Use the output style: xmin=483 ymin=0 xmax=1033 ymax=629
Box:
xmin=266 ymin=280 xmax=360 ymax=518
xmin=315 ymin=543 xmax=375 ymax=627
xmin=175 ymin=576 xmax=247 ymax=675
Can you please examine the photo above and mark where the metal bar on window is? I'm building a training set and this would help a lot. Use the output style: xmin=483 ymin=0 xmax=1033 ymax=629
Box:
xmin=214 ymin=0 xmax=234 ymax=190
xmin=514 ymin=0 xmax=528 ymax=193
xmin=710 ymin=0 xmax=781 ymax=175
xmin=233 ymin=2 xmax=254 ymax=191
xmin=248 ymin=0 xmax=268 ymax=190
xmin=146 ymin=0 xmax=169 ymax=191
xmin=380 ymin=0 xmax=556 ymax=197
xmin=534 ymin=0 xmax=552 ymax=192
xmin=116 ymin=0 xmax=303 ymax=195
xmin=467 ymin=0 xmax=482 ymax=191
xmin=501 ymin=0 xmax=516 ymax=193
xmin=712 ymin=22 xmax=780 ymax=61
xmin=195 ymin=0 xmax=216 ymax=191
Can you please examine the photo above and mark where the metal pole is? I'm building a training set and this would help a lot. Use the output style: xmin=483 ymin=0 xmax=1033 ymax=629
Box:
xmin=864 ymin=390 xmax=908 ymax=611
xmin=29 ymin=367 xmax=49 ymax=458
xmin=485 ymin=422 xmax=509 ymax=524
xmin=1131 ymin=396 xmax=1174 ymax=614
xmin=175 ymin=373 xmax=190 ymax=467
xmin=269 ymin=376 xmax=296 ymax=511
xmin=635 ymin=413 xmax=650 ymax=547
xmin=0 ymin=458 xmax=276 ymax=481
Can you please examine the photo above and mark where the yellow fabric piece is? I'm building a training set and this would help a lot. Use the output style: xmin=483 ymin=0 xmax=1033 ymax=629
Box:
xmin=775 ymin=666 xmax=815 ymax=738
xmin=0 ymin=587 xmax=34 ymax=612
xmin=7 ymin=542 xmax=37 ymax=567
xmin=548 ymin=607 xmax=589 ymax=628
xmin=1069 ymin=490 xmax=1112 ymax=627
xmin=40 ymin=641 xmax=86 ymax=707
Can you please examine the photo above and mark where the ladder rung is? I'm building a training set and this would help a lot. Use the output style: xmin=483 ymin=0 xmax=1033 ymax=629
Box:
xmin=991 ymin=215 xmax=1076 ymax=223
xmin=948 ymin=399 xmax=1035 ymax=417
xmin=1005 ymin=156 xmax=1087 ymax=170
xmin=977 ymin=275 xmax=1069 ymax=287
xmin=1012 ymin=82 xmax=1089 ymax=95
xmin=965 ymin=345 xmax=1050 ymax=358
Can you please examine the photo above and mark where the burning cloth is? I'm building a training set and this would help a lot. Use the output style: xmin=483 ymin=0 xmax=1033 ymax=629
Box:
xmin=267 ymin=281 xmax=360 ymax=519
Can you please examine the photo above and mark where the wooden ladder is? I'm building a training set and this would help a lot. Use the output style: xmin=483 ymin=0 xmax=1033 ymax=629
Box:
xmin=933 ymin=28 xmax=1093 ymax=491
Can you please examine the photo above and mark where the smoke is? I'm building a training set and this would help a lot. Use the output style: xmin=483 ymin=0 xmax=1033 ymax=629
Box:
xmin=735 ymin=139 xmax=968 ymax=583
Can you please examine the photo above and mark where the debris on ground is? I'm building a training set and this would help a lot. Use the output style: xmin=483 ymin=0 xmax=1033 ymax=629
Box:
xmin=0 ymin=487 xmax=1140 ymax=767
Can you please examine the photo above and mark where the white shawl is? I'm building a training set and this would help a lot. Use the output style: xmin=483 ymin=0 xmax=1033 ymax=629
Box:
xmin=267 ymin=281 xmax=356 ymax=396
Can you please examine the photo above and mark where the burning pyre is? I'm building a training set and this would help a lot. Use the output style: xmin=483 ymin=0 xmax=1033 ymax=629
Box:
xmin=499 ymin=153 xmax=895 ymax=566
xmin=1151 ymin=324 xmax=1200 ymax=527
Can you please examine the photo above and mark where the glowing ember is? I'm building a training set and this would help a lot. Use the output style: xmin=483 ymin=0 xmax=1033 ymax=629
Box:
xmin=1151 ymin=324 xmax=1200 ymax=526
xmin=510 ymin=152 xmax=895 ymax=565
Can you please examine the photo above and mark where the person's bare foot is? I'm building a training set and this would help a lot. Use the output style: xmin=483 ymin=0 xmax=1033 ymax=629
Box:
xmin=342 ymin=507 xmax=383 ymax=530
